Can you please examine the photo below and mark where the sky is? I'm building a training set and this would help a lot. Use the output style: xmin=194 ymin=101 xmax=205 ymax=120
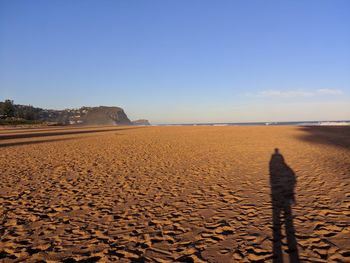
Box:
xmin=1 ymin=0 xmax=349 ymax=124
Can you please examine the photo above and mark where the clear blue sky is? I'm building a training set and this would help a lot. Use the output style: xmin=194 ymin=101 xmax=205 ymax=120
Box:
xmin=1 ymin=0 xmax=349 ymax=123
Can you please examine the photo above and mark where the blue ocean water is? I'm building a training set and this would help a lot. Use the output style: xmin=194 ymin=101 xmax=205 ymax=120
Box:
xmin=159 ymin=121 xmax=350 ymax=126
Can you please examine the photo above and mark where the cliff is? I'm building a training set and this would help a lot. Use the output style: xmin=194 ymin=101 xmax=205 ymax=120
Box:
xmin=83 ymin=106 xmax=131 ymax=125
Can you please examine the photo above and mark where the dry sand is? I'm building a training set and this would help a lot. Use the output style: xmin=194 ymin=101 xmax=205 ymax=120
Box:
xmin=0 ymin=125 xmax=349 ymax=262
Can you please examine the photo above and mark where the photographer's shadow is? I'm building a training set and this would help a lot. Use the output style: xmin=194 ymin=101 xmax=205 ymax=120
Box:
xmin=270 ymin=148 xmax=300 ymax=263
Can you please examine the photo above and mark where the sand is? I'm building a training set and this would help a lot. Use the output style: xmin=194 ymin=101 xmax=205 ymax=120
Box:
xmin=0 ymin=125 xmax=349 ymax=262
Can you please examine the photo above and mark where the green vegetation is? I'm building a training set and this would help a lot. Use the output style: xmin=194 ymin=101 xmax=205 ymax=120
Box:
xmin=0 ymin=99 xmax=44 ymax=125
xmin=0 ymin=99 xmax=15 ymax=118
xmin=0 ymin=119 xmax=43 ymax=125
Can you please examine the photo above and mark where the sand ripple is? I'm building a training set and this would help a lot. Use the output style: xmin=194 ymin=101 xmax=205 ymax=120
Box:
xmin=1 ymin=126 xmax=349 ymax=262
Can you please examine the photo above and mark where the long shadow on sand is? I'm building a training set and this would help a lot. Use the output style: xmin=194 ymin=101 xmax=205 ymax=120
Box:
xmin=0 ymin=126 xmax=145 ymax=140
xmin=298 ymin=126 xmax=350 ymax=150
xmin=270 ymin=148 xmax=300 ymax=263
xmin=0 ymin=137 xmax=83 ymax=148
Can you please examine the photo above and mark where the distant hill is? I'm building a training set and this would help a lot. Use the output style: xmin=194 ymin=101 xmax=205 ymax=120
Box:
xmin=80 ymin=106 xmax=131 ymax=125
xmin=0 ymin=100 xmax=139 ymax=125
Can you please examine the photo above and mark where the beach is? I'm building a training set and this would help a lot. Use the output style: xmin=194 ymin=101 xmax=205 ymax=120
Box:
xmin=1 ymin=125 xmax=349 ymax=262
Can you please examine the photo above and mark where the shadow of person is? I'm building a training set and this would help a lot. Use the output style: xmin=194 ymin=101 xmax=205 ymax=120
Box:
xmin=270 ymin=148 xmax=300 ymax=263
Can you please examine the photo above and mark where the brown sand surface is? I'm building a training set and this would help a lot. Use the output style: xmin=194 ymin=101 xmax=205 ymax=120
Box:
xmin=0 ymin=126 xmax=349 ymax=262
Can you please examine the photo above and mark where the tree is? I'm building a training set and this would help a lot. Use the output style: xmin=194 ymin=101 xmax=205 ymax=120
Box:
xmin=1 ymin=100 xmax=15 ymax=118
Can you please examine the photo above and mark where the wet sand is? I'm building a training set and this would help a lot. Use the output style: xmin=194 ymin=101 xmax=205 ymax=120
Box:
xmin=0 ymin=126 xmax=349 ymax=262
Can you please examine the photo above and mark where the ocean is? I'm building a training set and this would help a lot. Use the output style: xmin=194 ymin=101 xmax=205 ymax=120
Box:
xmin=159 ymin=120 xmax=350 ymax=126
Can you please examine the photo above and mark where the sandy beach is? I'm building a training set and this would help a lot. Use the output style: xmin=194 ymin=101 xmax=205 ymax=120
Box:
xmin=0 ymin=125 xmax=349 ymax=262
